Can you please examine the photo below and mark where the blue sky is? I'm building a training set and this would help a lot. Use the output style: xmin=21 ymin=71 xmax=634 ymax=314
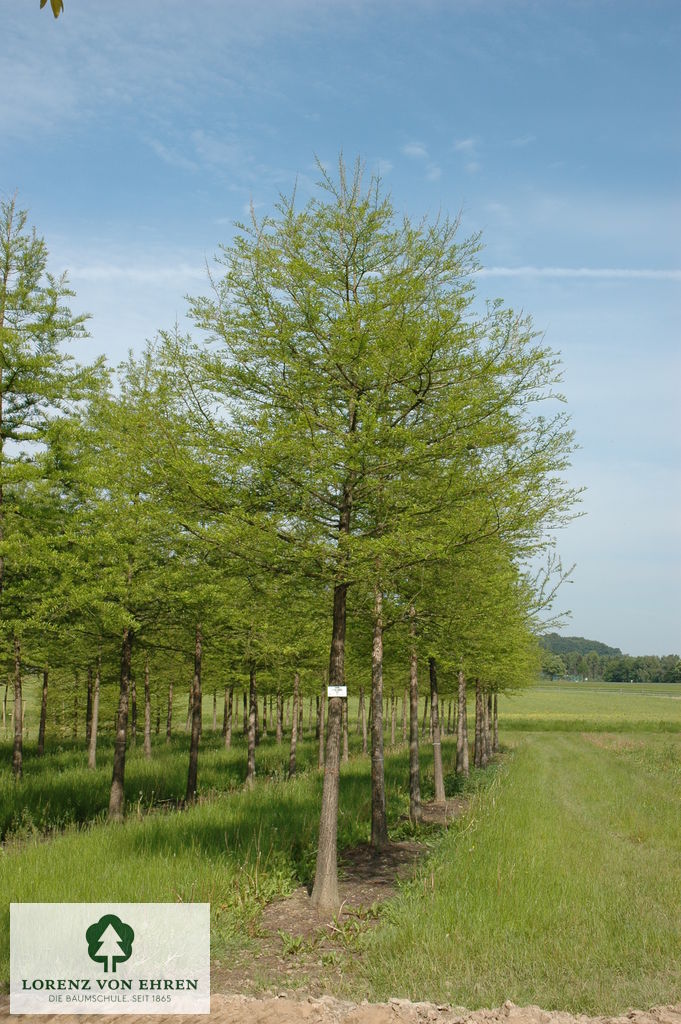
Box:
xmin=2 ymin=0 xmax=680 ymax=654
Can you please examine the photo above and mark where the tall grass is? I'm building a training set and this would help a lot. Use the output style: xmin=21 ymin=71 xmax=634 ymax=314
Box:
xmin=347 ymin=732 xmax=681 ymax=1013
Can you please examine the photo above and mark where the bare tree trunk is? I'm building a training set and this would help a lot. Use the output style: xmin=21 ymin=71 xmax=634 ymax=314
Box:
xmin=402 ymin=687 xmax=407 ymax=743
xmin=224 ymin=686 xmax=233 ymax=748
xmin=166 ymin=681 xmax=173 ymax=742
xmin=262 ymin=694 xmax=267 ymax=738
xmin=12 ymin=634 xmax=22 ymax=779
xmin=298 ymin=698 xmax=303 ymax=739
xmin=285 ymin=698 xmax=290 ymax=728
xmin=255 ymin=685 xmax=260 ymax=746
xmin=456 ymin=669 xmax=469 ymax=777
xmin=484 ymin=692 xmax=492 ymax=764
xmin=37 ymin=665 xmax=49 ymax=757
xmin=447 ymin=701 xmax=452 ymax=736
xmin=72 ymin=677 xmax=78 ymax=740
xmin=185 ymin=625 xmax=203 ymax=804
xmin=310 ymin=567 xmax=348 ymax=912
xmin=316 ymin=694 xmax=321 ymax=739
xmin=421 ymin=694 xmax=428 ymax=737
xmin=308 ymin=696 xmax=314 ymax=734
xmin=86 ymin=667 xmax=93 ymax=746
xmin=212 ymin=689 xmax=217 ymax=732
xmin=143 ymin=653 xmax=152 ymax=759
xmin=288 ymin=672 xmax=299 ymax=778
xmin=390 ymin=692 xmax=396 ymax=747
xmin=108 ymin=627 xmax=133 ymax=821
xmin=493 ymin=693 xmax=499 ymax=752
xmin=276 ymin=689 xmax=283 ymax=744
xmin=88 ymin=654 xmax=101 ymax=770
xmin=243 ymin=691 xmax=248 ymax=736
xmin=186 ymin=684 xmax=192 ymax=732
xmin=370 ymin=586 xmax=388 ymax=849
xmin=409 ymin=607 xmax=421 ymax=824
xmin=342 ymin=696 xmax=349 ymax=763
xmin=246 ymin=664 xmax=257 ymax=787
xmin=130 ymin=670 xmax=137 ymax=746
xmin=473 ymin=678 xmax=483 ymax=768
xmin=222 ymin=685 xmax=229 ymax=737
xmin=318 ymin=684 xmax=326 ymax=768
xmin=429 ymin=657 xmax=446 ymax=803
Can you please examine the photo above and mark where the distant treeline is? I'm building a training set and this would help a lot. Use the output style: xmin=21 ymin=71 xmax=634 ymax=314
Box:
xmin=539 ymin=634 xmax=681 ymax=683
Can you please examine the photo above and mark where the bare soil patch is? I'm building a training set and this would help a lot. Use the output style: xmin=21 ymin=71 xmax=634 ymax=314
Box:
xmin=4 ymin=994 xmax=681 ymax=1024
xmin=213 ymin=799 xmax=467 ymax=996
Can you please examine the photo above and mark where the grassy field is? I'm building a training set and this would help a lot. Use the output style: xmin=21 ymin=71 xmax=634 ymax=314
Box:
xmin=2 ymin=679 xmax=681 ymax=1011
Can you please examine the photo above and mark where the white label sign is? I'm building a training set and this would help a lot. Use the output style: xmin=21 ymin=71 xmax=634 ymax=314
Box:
xmin=10 ymin=903 xmax=210 ymax=1015
xmin=327 ymin=685 xmax=347 ymax=697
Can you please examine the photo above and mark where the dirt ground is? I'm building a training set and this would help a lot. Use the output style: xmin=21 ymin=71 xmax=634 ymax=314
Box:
xmin=3 ymin=994 xmax=681 ymax=1024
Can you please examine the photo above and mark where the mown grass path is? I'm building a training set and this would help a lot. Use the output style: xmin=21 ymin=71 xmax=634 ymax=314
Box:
xmin=348 ymin=731 xmax=681 ymax=1013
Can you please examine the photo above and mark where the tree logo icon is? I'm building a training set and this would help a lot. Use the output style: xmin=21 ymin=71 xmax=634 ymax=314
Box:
xmin=85 ymin=914 xmax=135 ymax=973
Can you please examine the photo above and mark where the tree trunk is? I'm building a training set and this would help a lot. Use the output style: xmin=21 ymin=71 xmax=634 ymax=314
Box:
xmin=186 ymin=684 xmax=192 ymax=732
xmin=456 ymin=669 xmax=469 ymax=776
xmin=212 ymin=689 xmax=217 ymax=732
xmin=370 ymin=586 xmax=388 ymax=849
xmin=402 ymin=687 xmax=407 ymax=743
xmin=342 ymin=696 xmax=349 ymax=763
xmin=421 ymin=694 xmax=428 ymax=737
xmin=310 ymin=581 xmax=346 ymax=911
xmin=429 ymin=657 xmax=446 ymax=804
xmin=276 ymin=689 xmax=283 ymax=744
xmin=243 ymin=690 xmax=248 ymax=736
xmin=225 ymin=686 xmax=233 ymax=748
xmin=447 ymin=701 xmax=452 ymax=736
xmin=12 ymin=634 xmax=22 ymax=779
xmin=166 ymin=681 xmax=173 ymax=742
xmin=246 ymin=663 xmax=257 ymax=786
xmin=85 ymin=667 xmax=93 ymax=746
xmin=408 ymin=607 xmax=421 ymax=823
xmin=484 ymin=692 xmax=492 ymax=763
xmin=108 ymin=626 xmax=133 ymax=821
xmin=185 ymin=624 xmax=203 ymax=804
xmin=37 ymin=665 xmax=49 ymax=757
xmin=493 ymin=692 xmax=499 ymax=753
xmin=130 ymin=671 xmax=137 ymax=746
xmin=473 ymin=678 xmax=483 ymax=768
xmin=87 ymin=654 xmax=101 ymax=770
xmin=308 ymin=696 xmax=314 ymax=734
xmin=390 ymin=692 xmax=396 ymax=747
xmin=318 ymin=684 xmax=326 ymax=768
xmin=262 ymin=693 xmax=267 ymax=738
xmin=288 ymin=672 xmax=299 ymax=778
xmin=72 ymin=679 xmax=78 ymax=740
xmin=143 ymin=653 xmax=152 ymax=759
xmin=316 ymin=694 xmax=321 ymax=739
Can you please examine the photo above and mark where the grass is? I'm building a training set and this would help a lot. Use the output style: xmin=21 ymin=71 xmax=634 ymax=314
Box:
xmin=342 ymin=690 xmax=681 ymax=1013
xmin=0 ymin=732 xmax=455 ymax=990
xmin=2 ymin=678 xmax=681 ymax=1011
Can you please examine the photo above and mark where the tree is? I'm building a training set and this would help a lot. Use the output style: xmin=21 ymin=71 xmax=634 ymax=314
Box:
xmin=179 ymin=157 xmax=577 ymax=910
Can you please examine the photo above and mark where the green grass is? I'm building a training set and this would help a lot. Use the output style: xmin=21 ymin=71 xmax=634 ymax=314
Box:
xmin=2 ymin=678 xmax=681 ymax=1010
xmin=0 ymin=735 xmax=454 ymax=990
xmin=346 ymin=730 xmax=681 ymax=1013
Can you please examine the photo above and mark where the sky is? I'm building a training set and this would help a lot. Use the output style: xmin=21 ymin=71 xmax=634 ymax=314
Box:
xmin=2 ymin=0 xmax=680 ymax=655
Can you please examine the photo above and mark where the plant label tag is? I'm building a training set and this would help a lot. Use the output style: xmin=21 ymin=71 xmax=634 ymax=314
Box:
xmin=327 ymin=685 xmax=347 ymax=698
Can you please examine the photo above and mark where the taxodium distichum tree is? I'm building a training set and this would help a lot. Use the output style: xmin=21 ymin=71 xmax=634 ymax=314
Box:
xmin=179 ymin=158 xmax=577 ymax=911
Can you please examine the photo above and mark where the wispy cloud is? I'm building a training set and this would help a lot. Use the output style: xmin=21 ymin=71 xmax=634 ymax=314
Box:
xmin=147 ymin=138 xmax=199 ymax=173
xmin=402 ymin=142 xmax=429 ymax=159
xmin=478 ymin=266 xmax=681 ymax=280
xmin=426 ymin=164 xmax=442 ymax=181
xmin=70 ymin=263 xmax=205 ymax=285
xmin=509 ymin=134 xmax=536 ymax=147
xmin=454 ymin=137 xmax=477 ymax=152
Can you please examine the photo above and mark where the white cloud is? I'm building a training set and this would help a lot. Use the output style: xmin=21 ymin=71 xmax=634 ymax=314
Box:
xmin=454 ymin=137 xmax=477 ymax=152
xmin=402 ymin=142 xmax=429 ymax=159
xmin=147 ymin=139 xmax=199 ymax=173
xmin=69 ymin=263 xmax=205 ymax=285
xmin=477 ymin=266 xmax=681 ymax=280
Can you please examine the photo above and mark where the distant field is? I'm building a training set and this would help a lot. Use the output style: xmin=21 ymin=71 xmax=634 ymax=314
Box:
xmin=498 ymin=680 xmax=681 ymax=730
